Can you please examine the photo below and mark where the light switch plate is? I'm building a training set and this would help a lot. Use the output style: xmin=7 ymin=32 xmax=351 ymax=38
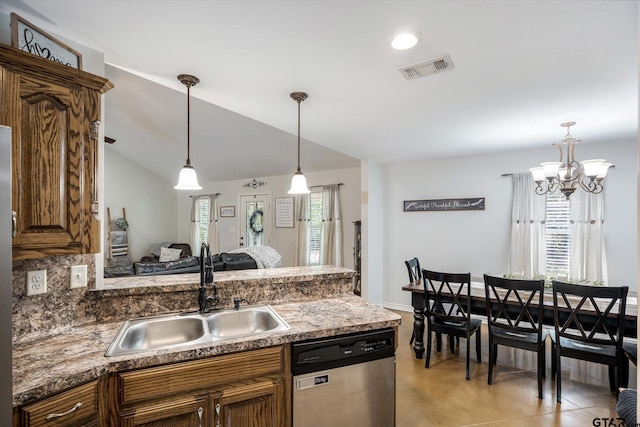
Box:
xmin=26 ymin=270 xmax=47 ymax=296
xmin=70 ymin=265 xmax=88 ymax=288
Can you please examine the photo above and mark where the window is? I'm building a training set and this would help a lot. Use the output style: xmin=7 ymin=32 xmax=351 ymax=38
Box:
xmin=299 ymin=185 xmax=343 ymax=267
xmin=308 ymin=190 xmax=323 ymax=264
xmin=195 ymin=197 xmax=210 ymax=249
xmin=545 ymin=191 xmax=570 ymax=278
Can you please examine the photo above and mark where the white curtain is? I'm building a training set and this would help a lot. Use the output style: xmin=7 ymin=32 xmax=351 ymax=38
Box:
xmin=320 ymin=184 xmax=343 ymax=266
xmin=509 ymin=173 xmax=546 ymax=278
xmin=206 ymin=194 xmax=220 ymax=254
xmin=189 ymin=196 xmax=199 ymax=253
xmin=295 ymin=194 xmax=311 ymax=266
xmin=569 ymin=189 xmax=607 ymax=283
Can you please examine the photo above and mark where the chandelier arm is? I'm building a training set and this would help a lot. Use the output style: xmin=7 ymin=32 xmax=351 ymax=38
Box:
xmin=552 ymin=143 xmax=563 ymax=167
xmin=579 ymin=177 xmax=604 ymax=194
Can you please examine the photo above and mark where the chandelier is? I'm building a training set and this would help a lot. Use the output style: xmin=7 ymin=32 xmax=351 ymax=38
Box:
xmin=529 ymin=122 xmax=611 ymax=200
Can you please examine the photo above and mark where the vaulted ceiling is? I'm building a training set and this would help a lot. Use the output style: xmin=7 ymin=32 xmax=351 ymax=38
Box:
xmin=1 ymin=1 xmax=637 ymax=184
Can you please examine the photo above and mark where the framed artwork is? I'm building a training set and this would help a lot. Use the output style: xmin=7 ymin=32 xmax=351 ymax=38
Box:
xmin=220 ymin=206 xmax=235 ymax=217
xmin=275 ymin=197 xmax=295 ymax=228
xmin=11 ymin=13 xmax=83 ymax=69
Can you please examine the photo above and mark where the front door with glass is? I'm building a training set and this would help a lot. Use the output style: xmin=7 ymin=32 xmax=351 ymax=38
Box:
xmin=239 ymin=194 xmax=271 ymax=248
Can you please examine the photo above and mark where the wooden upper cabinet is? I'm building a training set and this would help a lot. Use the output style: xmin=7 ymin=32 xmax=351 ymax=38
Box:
xmin=0 ymin=44 xmax=113 ymax=259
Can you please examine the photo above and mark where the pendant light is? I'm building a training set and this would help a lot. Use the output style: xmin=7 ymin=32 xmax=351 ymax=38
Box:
xmin=174 ymin=74 xmax=202 ymax=190
xmin=288 ymin=91 xmax=311 ymax=194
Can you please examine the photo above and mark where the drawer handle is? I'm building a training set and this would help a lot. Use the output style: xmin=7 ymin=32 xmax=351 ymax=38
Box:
xmin=11 ymin=211 xmax=16 ymax=238
xmin=45 ymin=402 xmax=82 ymax=420
xmin=197 ymin=406 xmax=203 ymax=427
xmin=215 ymin=403 xmax=221 ymax=427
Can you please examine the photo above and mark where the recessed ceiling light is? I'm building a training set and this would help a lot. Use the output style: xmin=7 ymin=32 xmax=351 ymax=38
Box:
xmin=391 ymin=32 xmax=418 ymax=50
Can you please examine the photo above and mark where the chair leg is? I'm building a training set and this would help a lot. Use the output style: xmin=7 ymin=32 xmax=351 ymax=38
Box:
xmin=488 ymin=337 xmax=494 ymax=385
xmin=556 ymin=352 xmax=562 ymax=403
xmin=608 ymin=366 xmax=617 ymax=393
xmin=425 ymin=331 xmax=433 ymax=369
xmin=537 ymin=346 xmax=544 ymax=399
xmin=410 ymin=330 xmax=415 ymax=345
xmin=541 ymin=344 xmax=546 ymax=379
xmin=551 ymin=344 xmax=556 ymax=379
xmin=492 ymin=344 xmax=498 ymax=366
xmin=475 ymin=330 xmax=481 ymax=363
xmin=436 ymin=333 xmax=442 ymax=352
xmin=466 ymin=336 xmax=471 ymax=380
xmin=450 ymin=335 xmax=455 ymax=354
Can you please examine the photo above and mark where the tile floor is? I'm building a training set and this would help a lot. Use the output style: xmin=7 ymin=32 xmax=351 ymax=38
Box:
xmin=393 ymin=310 xmax=637 ymax=426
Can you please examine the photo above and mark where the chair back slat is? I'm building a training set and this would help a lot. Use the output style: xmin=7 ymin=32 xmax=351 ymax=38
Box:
xmin=552 ymin=281 xmax=628 ymax=348
xmin=405 ymin=257 xmax=422 ymax=283
xmin=423 ymin=270 xmax=471 ymax=329
xmin=483 ymin=275 xmax=545 ymax=336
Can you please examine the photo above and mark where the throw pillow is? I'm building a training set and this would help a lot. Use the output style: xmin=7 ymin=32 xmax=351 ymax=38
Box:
xmin=159 ymin=247 xmax=182 ymax=262
xmin=150 ymin=241 xmax=172 ymax=257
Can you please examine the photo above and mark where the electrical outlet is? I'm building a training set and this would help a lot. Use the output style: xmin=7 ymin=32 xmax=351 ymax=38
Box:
xmin=70 ymin=265 xmax=88 ymax=289
xmin=26 ymin=270 xmax=47 ymax=296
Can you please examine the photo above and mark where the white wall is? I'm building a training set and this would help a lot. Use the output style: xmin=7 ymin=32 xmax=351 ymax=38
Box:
xmin=383 ymin=139 xmax=637 ymax=311
xmin=104 ymin=146 xmax=178 ymax=261
xmin=361 ymin=161 xmax=385 ymax=305
xmin=176 ymin=167 xmax=361 ymax=268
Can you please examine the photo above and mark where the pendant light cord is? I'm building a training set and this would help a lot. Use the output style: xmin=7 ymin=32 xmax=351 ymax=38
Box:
xmin=186 ymin=83 xmax=192 ymax=166
xmin=297 ymin=97 xmax=301 ymax=172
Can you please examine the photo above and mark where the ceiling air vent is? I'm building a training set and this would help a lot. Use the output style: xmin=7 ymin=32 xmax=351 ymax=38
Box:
xmin=399 ymin=54 xmax=454 ymax=80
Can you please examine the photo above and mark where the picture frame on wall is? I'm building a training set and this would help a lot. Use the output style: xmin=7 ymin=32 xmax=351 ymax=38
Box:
xmin=10 ymin=13 xmax=83 ymax=69
xmin=275 ymin=197 xmax=295 ymax=228
xmin=220 ymin=206 xmax=235 ymax=217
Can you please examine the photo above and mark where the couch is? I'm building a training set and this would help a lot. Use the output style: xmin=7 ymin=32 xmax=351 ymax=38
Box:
xmin=104 ymin=245 xmax=261 ymax=278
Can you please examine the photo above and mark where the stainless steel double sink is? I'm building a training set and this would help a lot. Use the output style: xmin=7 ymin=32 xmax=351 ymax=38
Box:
xmin=105 ymin=305 xmax=290 ymax=357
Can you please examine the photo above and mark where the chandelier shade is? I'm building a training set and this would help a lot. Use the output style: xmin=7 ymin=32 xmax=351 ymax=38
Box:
xmin=530 ymin=122 xmax=610 ymax=200
xmin=288 ymin=91 xmax=311 ymax=194
xmin=174 ymin=74 xmax=202 ymax=190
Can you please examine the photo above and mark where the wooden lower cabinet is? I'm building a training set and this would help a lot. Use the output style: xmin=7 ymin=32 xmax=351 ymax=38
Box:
xmin=112 ymin=345 xmax=290 ymax=427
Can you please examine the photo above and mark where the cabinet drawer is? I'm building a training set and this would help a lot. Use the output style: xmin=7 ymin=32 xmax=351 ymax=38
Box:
xmin=119 ymin=345 xmax=284 ymax=405
xmin=21 ymin=380 xmax=98 ymax=427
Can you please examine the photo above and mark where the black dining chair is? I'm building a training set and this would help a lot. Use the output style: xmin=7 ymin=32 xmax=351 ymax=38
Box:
xmin=405 ymin=258 xmax=422 ymax=345
xmin=550 ymin=280 xmax=628 ymax=403
xmin=484 ymin=274 xmax=547 ymax=399
xmin=423 ymin=269 xmax=481 ymax=380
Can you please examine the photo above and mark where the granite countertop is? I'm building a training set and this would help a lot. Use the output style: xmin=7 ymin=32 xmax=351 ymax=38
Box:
xmin=13 ymin=294 xmax=401 ymax=407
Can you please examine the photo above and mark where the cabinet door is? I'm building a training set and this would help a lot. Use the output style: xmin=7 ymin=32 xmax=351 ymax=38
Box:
xmin=5 ymin=70 xmax=86 ymax=257
xmin=119 ymin=395 xmax=209 ymax=427
xmin=214 ymin=379 xmax=282 ymax=427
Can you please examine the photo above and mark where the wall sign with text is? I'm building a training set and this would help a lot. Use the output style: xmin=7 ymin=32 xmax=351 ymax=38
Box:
xmin=275 ymin=197 xmax=294 ymax=228
xmin=403 ymin=198 xmax=485 ymax=212
xmin=11 ymin=13 xmax=82 ymax=69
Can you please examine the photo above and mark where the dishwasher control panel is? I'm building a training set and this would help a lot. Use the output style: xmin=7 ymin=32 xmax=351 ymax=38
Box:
xmin=292 ymin=328 xmax=395 ymax=375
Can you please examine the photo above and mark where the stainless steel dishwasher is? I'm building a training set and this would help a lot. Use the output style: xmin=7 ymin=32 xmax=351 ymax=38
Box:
xmin=292 ymin=328 xmax=395 ymax=427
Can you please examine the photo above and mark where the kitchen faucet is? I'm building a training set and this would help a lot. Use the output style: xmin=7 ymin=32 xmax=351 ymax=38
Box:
xmin=198 ymin=242 xmax=218 ymax=313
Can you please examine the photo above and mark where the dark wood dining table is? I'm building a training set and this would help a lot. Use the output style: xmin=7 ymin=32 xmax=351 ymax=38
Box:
xmin=402 ymin=280 xmax=638 ymax=359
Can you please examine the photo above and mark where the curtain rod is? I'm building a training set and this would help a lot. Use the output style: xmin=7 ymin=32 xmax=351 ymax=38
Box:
xmin=309 ymin=183 xmax=343 ymax=188
xmin=502 ymin=164 xmax=616 ymax=177
xmin=189 ymin=193 xmax=221 ymax=197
